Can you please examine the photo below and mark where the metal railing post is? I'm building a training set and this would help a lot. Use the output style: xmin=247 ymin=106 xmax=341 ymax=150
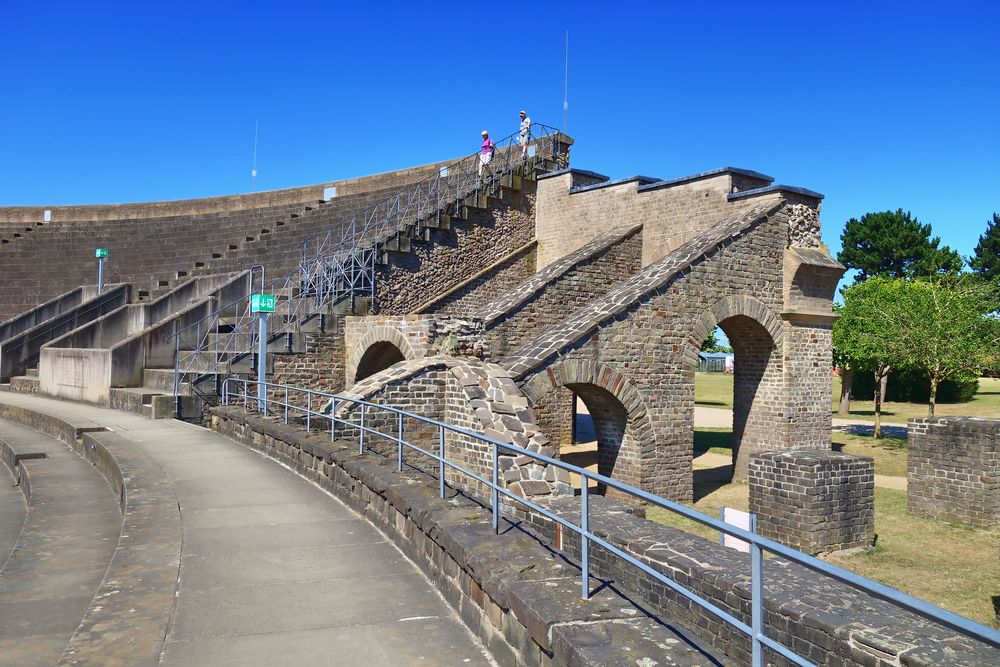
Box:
xmin=581 ymin=479 xmax=590 ymax=600
xmin=284 ymin=386 xmax=289 ymax=423
xmin=492 ymin=443 xmax=499 ymax=534
xmin=359 ymin=404 xmax=366 ymax=454
xmin=306 ymin=392 xmax=311 ymax=432
xmin=331 ymin=398 xmax=337 ymax=441
xmin=438 ymin=426 xmax=445 ymax=499
xmin=750 ymin=514 xmax=763 ymax=667
xmin=397 ymin=412 xmax=404 ymax=472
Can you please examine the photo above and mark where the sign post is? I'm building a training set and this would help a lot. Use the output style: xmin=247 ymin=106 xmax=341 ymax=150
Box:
xmin=95 ymin=248 xmax=108 ymax=294
xmin=251 ymin=294 xmax=276 ymax=414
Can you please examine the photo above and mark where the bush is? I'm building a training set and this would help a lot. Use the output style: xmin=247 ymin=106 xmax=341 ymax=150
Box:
xmin=851 ymin=369 xmax=979 ymax=403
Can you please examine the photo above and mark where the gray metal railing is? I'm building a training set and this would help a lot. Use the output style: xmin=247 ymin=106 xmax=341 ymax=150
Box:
xmin=221 ymin=378 xmax=1000 ymax=667
xmin=170 ymin=126 xmax=565 ymax=397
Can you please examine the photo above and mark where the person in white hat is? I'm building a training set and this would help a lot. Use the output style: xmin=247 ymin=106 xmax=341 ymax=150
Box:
xmin=518 ymin=111 xmax=531 ymax=160
xmin=478 ymin=130 xmax=495 ymax=178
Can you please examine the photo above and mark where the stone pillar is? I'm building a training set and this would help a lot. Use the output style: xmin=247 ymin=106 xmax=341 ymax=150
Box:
xmin=749 ymin=450 xmax=875 ymax=555
xmin=907 ymin=417 xmax=1000 ymax=528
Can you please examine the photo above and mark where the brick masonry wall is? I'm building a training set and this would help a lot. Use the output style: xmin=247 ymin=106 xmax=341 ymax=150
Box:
xmin=271 ymin=322 xmax=347 ymax=407
xmin=423 ymin=243 xmax=537 ymax=316
xmin=374 ymin=186 xmax=537 ymax=315
xmin=907 ymin=417 xmax=1000 ymax=528
xmin=534 ymin=169 xmax=774 ymax=269
xmin=749 ymin=449 xmax=875 ymax=554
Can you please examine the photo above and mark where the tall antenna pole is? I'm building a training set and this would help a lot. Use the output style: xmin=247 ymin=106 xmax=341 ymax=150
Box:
xmin=563 ymin=31 xmax=569 ymax=134
xmin=251 ymin=120 xmax=259 ymax=193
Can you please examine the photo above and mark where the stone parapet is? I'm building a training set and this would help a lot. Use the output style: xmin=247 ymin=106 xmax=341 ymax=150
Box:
xmin=908 ymin=416 xmax=1000 ymax=528
xmin=749 ymin=449 xmax=875 ymax=555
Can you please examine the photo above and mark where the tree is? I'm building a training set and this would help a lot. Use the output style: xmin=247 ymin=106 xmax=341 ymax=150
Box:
xmin=891 ymin=277 xmax=1000 ymax=416
xmin=970 ymin=213 xmax=1000 ymax=286
xmin=838 ymin=209 xmax=963 ymax=282
xmin=832 ymin=278 xmax=904 ymax=437
xmin=701 ymin=328 xmax=732 ymax=354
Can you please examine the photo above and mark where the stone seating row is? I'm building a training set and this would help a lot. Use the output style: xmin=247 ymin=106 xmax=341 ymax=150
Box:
xmin=0 ymin=399 xmax=181 ymax=666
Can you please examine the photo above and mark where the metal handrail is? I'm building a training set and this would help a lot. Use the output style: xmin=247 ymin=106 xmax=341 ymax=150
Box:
xmin=221 ymin=378 xmax=1000 ymax=667
xmin=171 ymin=126 xmax=564 ymax=395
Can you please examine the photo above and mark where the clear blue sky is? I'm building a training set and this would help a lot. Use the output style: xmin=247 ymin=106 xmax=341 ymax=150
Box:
xmin=3 ymin=1 xmax=997 ymax=262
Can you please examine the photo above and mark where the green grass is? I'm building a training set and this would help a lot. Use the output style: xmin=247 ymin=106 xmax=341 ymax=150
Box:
xmin=646 ymin=485 xmax=1000 ymax=626
xmin=694 ymin=427 xmax=907 ymax=477
xmin=695 ymin=373 xmax=1000 ymax=423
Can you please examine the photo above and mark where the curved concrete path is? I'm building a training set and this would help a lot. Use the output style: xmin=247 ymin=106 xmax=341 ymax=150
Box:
xmin=0 ymin=420 xmax=122 ymax=666
xmin=0 ymin=393 xmax=492 ymax=666
xmin=0 ymin=465 xmax=26 ymax=572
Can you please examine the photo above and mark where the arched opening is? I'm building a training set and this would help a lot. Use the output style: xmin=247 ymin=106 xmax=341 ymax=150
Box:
xmin=693 ymin=314 xmax=781 ymax=488
xmin=538 ymin=382 xmax=639 ymax=497
xmin=355 ymin=341 xmax=406 ymax=383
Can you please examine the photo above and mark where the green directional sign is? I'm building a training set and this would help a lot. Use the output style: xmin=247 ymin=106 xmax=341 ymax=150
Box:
xmin=251 ymin=294 xmax=276 ymax=313
xmin=95 ymin=248 xmax=109 ymax=258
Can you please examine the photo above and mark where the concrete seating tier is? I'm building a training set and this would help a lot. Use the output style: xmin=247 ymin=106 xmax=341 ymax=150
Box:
xmin=0 ymin=396 xmax=182 ymax=666
xmin=0 ymin=171 xmax=433 ymax=323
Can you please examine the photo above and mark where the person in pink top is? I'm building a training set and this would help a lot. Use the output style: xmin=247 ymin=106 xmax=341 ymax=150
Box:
xmin=478 ymin=130 xmax=495 ymax=178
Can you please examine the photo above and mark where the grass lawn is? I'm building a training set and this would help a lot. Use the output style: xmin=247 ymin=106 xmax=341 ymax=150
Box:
xmin=694 ymin=427 xmax=908 ymax=478
xmin=695 ymin=373 xmax=1000 ymax=423
xmin=646 ymin=484 xmax=1000 ymax=627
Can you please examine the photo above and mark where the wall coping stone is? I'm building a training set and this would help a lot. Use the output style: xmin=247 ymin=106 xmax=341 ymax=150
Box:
xmin=568 ymin=175 xmax=661 ymax=194
xmin=728 ymin=183 xmax=824 ymax=202
xmin=636 ymin=166 xmax=775 ymax=192
xmin=536 ymin=167 xmax=609 ymax=182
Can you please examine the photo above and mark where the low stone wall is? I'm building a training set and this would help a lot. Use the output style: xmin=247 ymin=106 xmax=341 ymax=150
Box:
xmin=209 ymin=406 xmax=725 ymax=667
xmin=908 ymin=416 xmax=1000 ymax=528
xmin=749 ymin=450 xmax=875 ymax=555
xmin=211 ymin=406 xmax=1000 ymax=666
xmin=272 ymin=320 xmax=347 ymax=405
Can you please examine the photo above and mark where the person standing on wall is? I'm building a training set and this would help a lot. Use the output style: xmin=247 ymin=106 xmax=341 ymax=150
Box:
xmin=478 ymin=130 xmax=495 ymax=178
xmin=519 ymin=110 xmax=531 ymax=160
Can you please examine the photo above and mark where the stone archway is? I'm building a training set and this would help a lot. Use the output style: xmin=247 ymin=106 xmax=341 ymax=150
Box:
xmin=689 ymin=296 xmax=784 ymax=480
xmin=347 ymin=327 xmax=417 ymax=386
xmin=520 ymin=360 xmax=653 ymax=496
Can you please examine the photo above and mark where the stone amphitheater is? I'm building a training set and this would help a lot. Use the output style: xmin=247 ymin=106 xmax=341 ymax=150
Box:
xmin=1 ymin=129 xmax=997 ymax=666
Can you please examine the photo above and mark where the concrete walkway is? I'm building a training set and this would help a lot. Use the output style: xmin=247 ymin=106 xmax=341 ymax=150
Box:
xmin=0 ymin=393 xmax=492 ymax=666
xmin=0 ymin=465 xmax=25 ymax=572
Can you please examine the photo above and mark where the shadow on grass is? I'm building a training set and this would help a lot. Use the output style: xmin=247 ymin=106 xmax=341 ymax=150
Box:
xmin=692 ymin=475 xmax=732 ymax=502
xmin=693 ymin=429 xmax=732 ymax=454
xmin=695 ymin=400 xmax=729 ymax=407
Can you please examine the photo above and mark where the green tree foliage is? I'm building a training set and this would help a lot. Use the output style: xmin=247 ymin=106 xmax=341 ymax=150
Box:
xmin=970 ymin=213 xmax=1000 ymax=286
xmin=833 ymin=278 xmax=901 ymax=436
xmin=701 ymin=328 xmax=732 ymax=354
xmin=837 ymin=209 xmax=962 ymax=282
xmin=889 ymin=277 xmax=999 ymax=416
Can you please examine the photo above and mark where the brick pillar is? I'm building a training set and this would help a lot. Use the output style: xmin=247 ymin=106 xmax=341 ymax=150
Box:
xmin=749 ymin=450 xmax=874 ymax=555
xmin=907 ymin=417 xmax=1000 ymax=528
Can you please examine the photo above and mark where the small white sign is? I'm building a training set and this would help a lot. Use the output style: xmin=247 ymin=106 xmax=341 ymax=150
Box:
xmin=323 ymin=186 xmax=337 ymax=200
xmin=720 ymin=507 xmax=754 ymax=553
xmin=439 ymin=167 xmax=449 ymax=178
xmin=43 ymin=210 xmax=51 ymax=222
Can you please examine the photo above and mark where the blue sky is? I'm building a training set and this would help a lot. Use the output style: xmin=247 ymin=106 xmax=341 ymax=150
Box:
xmin=3 ymin=1 xmax=998 ymax=263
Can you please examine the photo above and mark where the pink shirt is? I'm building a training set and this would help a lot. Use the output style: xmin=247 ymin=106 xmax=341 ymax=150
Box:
xmin=481 ymin=138 xmax=494 ymax=154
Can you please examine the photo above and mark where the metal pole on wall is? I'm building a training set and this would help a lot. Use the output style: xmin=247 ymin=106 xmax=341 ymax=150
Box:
xmin=95 ymin=248 xmax=108 ymax=294
xmin=257 ymin=312 xmax=268 ymax=414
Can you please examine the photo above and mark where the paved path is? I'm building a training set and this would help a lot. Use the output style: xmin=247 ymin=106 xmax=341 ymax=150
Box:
xmin=0 ymin=393 xmax=492 ymax=666
xmin=0 ymin=464 xmax=25 ymax=572
xmin=691 ymin=450 xmax=908 ymax=490
xmin=0 ymin=419 xmax=121 ymax=666
xmin=695 ymin=406 xmax=908 ymax=437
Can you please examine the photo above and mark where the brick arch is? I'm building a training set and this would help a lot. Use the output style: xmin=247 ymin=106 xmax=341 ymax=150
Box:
xmin=520 ymin=359 xmax=654 ymax=494
xmin=689 ymin=295 xmax=783 ymax=354
xmin=347 ymin=328 xmax=418 ymax=386
xmin=687 ymin=295 xmax=785 ymax=480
